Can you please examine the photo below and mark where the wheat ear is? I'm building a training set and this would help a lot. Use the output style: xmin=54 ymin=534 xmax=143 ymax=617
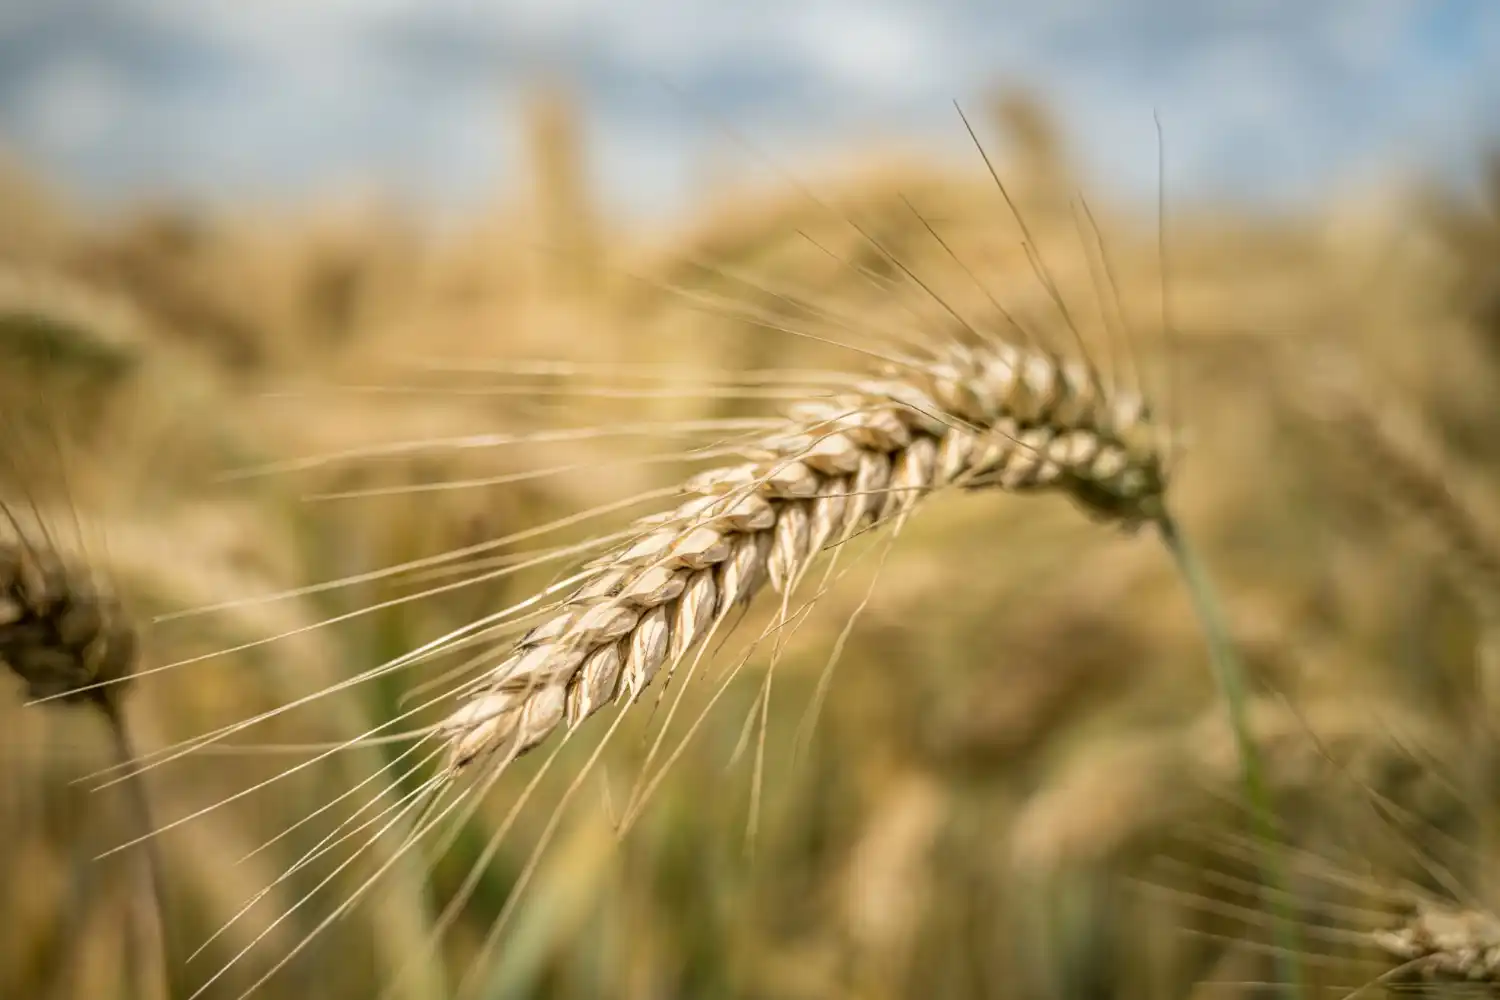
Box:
xmin=439 ymin=339 xmax=1167 ymax=771
xmin=0 ymin=538 xmax=169 ymax=1000
xmin=1373 ymin=899 xmax=1500 ymax=985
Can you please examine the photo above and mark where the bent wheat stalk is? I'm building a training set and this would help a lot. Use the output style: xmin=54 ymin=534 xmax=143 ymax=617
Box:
xmin=415 ymin=339 xmax=1295 ymax=994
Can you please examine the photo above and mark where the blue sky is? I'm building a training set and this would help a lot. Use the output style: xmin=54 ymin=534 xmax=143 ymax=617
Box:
xmin=0 ymin=0 xmax=1496 ymax=220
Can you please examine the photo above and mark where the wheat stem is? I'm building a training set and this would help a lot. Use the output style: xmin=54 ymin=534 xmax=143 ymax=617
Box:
xmin=1155 ymin=510 xmax=1304 ymax=999
xmin=102 ymin=700 xmax=171 ymax=1000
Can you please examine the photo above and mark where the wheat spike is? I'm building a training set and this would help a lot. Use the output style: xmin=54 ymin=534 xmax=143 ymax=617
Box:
xmin=0 ymin=540 xmax=138 ymax=707
xmin=439 ymin=338 xmax=1166 ymax=771
xmin=1373 ymin=899 xmax=1500 ymax=984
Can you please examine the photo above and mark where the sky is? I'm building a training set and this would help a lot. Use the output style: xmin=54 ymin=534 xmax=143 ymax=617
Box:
xmin=0 ymin=0 xmax=1496 ymax=220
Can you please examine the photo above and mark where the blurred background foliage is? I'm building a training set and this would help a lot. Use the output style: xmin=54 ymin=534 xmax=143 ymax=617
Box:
xmin=2 ymin=85 xmax=1500 ymax=999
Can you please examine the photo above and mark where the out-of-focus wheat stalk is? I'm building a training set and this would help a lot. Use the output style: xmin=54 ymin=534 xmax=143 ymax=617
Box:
xmin=0 ymin=533 xmax=169 ymax=1000
xmin=1289 ymin=348 xmax=1500 ymax=904
xmin=525 ymin=86 xmax=601 ymax=302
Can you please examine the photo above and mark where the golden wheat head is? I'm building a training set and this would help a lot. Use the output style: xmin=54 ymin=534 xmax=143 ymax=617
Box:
xmin=1373 ymin=899 xmax=1500 ymax=985
xmin=441 ymin=338 xmax=1167 ymax=771
xmin=0 ymin=539 xmax=138 ymax=707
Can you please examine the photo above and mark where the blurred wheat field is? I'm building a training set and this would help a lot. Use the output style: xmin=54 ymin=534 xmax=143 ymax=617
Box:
xmin=3 ymin=88 xmax=1500 ymax=999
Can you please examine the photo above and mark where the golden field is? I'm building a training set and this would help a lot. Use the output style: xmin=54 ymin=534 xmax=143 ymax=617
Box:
xmin=3 ymin=90 xmax=1500 ymax=999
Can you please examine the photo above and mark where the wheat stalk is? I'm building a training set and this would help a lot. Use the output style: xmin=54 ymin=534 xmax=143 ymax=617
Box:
xmin=437 ymin=339 xmax=1167 ymax=771
xmin=0 ymin=536 xmax=169 ymax=1000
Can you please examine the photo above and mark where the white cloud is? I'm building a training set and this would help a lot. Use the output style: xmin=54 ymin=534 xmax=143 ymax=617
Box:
xmin=0 ymin=0 xmax=1491 ymax=215
xmin=788 ymin=1 xmax=946 ymax=100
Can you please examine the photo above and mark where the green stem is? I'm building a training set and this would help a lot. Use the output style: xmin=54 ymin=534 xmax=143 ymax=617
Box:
xmin=1155 ymin=511 xmax=1303 ymax=999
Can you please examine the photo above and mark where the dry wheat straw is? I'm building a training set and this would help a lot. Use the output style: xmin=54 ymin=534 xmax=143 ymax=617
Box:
xmin=439 ymin=339 xmax=1167 ymax=771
